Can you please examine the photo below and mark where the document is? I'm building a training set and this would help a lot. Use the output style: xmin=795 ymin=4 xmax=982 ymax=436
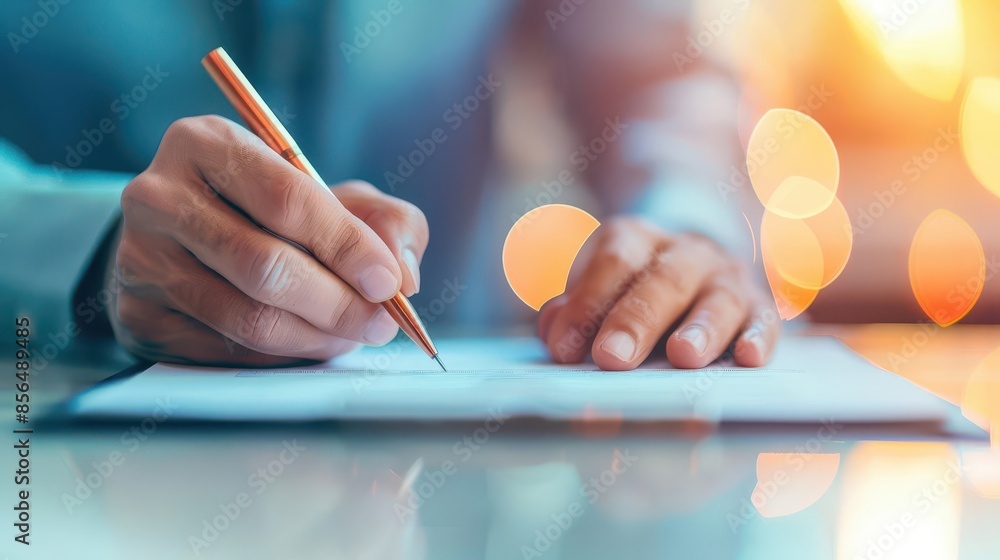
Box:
xmin=66 ymin=336 xmax=954 ymax=425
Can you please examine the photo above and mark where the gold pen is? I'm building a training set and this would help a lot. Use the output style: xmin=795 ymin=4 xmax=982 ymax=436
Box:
xmin=201 ymin=47 xmax=446 ymax=371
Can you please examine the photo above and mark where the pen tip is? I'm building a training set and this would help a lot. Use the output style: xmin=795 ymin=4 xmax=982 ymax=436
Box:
xmin=433 ymin=354 xmax=447 ymax=372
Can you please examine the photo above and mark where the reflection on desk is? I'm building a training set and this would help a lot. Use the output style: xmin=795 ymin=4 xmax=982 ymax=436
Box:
xmin=1 ymin=324 xmax=998 ymax=560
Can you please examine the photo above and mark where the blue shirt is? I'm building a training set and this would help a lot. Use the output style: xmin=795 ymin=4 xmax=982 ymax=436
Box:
xmin=0 ymin=0 xmax=744 ymax=329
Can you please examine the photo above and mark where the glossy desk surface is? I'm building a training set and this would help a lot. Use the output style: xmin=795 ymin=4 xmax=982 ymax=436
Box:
xmin=2 ymin=325 xmax=999 ymax=560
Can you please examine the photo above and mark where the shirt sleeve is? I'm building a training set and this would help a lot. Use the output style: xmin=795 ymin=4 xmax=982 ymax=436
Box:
xmin=0 ymin=138 xmax=127 ymax=340
xmin=544 ymin=0 xmax=749 ymax=256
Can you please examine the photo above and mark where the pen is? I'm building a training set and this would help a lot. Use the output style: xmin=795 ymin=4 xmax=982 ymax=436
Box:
xmin=201 ymin=47 xmax=446 ymax=372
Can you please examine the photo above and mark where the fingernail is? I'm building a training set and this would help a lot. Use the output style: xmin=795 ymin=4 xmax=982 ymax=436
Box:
xmin=364 ymin=311 xmax=399 ymax=345
xmin=401 ymin=247 xmax=421 ymax=294
xmin=358 ymin=265 xmax=399 ymax=301
xmin=601 ymin=331 xmax=637 ymax=362
xmin=678 ymin=325 xmax=709 ymax=356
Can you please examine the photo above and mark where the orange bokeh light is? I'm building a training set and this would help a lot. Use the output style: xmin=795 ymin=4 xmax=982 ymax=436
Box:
xmin=961 ymin=345 xmax=1000 ymax=446
xmin=751 ymin=452 xmax=841 ymax=518
xmin=839 ymin=0 xmax=965 ymax=101
xmin=960 ymin=77 xmax=1000 ymax=200
xmin=503 ymin=204 xmax=600 ymax=311
xmin=761 ymin=197 xmax=853 ymax=291
xmin=837 ymin=442 xmax=960 ymax=560
xmin=908 ymin=209 xmax=985 ymax=327
xmin=746 ymin=108 xmax=840 ymax=219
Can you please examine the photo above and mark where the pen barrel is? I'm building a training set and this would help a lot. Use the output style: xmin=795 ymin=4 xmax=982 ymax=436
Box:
xmin=384 ymin=295 xmax=438 ymax=358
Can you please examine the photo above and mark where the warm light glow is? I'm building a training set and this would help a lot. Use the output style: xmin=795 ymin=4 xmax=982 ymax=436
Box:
xmin=962 ymin=448 xmax=1000 ymax=499
xmin=837 ymin=442 xmax=961 ymax=560
xmin=751 ymin=453 xmax=840 ymax=518
xmin=839 ymin=0 xmax=965 ymax=101
xmin=746 ymin=109 xmax=840 ymax=219
xmin=762 ymin=246 xmax=819 ymax=320
xmin=503 ymin=204 xmax=600 ymax=310
xmin=908 ymin=210 xmax=985 ymax=327
xmin=961 ymin=346 xmax=1000 ymax=446
xmin=960 ymin=77 xmax=1000 ymax=200
xmin=760 ymin=198 xmax=853 ymax=291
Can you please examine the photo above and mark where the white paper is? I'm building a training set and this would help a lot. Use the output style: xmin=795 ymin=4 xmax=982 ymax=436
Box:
xmin=67 ymin=336 xmax=954 ymax=425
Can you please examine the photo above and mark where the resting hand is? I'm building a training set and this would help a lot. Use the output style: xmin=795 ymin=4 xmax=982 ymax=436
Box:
xmin=538 ymin=218 xmax=778 ymax=370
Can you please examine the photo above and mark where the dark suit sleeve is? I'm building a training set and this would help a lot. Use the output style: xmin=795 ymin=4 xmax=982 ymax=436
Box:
xmin=0 ymin=139 xmax=127 ymax=343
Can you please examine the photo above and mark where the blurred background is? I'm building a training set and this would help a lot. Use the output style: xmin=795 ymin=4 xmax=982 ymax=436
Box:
xmin=2 ymin=0 xmax=999 ymax=327
xmin=498 ymin=0 xmax=1000 ymax=326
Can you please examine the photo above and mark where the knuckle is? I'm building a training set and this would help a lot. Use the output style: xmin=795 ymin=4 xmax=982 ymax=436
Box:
xmin=198 ymin=114 xmax=235 ymax=134
xmin=113 ymin=236 xmax=136 ymax=273
xmin=324 ymin=220 xmax=366 ymax=267
xmin=161 ymin=115 xmax=234 ymax=162
xmin=245 ymin=242 xmax=297 ymax=304
xmin=620 ymin=294 xmax=658 ymax=332
xmin=595 ymin=249 xmax=630 ymax=275
xmin=113 ymin=236 xmax=145 ymax=288
xmin=328 ymin=298 xmax=364 ymax=337
xmin=652 ymin=257 xmax=690 ymax=293
xmin=565 ymin=293 xmax=612 ymax=332
xmin=114 ymin=295 xmax=141 ymax=328
xmin=120 ymin=174 xmax=165 ymax=217
xmin=163 ymin=116 xmax=205 ymax=146
xmin=240 ymin=302 xmax=285 ymax=352
xmin=710 ymin=277 xmax=745 ymax=310
xmin=373 ymin=198 xmax=429 ymax=244
xmin=394 ymin=199 xmax=427 ymax=231
xmin=264 ymin=171 xmax=310 ymax=231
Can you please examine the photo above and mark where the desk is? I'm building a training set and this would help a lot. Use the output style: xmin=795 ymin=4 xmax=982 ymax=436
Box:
xmin=2 ymin=325 xmax=998 ymax=559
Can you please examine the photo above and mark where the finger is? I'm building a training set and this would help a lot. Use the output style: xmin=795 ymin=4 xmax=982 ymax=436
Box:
xmin=592 ymin=238 xmax=722 ymax=371
xmin=333 ymin=181 xmax=429 ymax=296
xmin=114 ymin=295 xmax=356 ymax=367
xmin=665 ymin=271 xmax=750 ymax=369
xmin=537 ymin=294 xmax=568 ymax=341
xmin=155 ymin=181 xmax=394 ymax=344
xmin=545 ymin=222 xmax=657 ymax=363
xmin=161 ymin=256 xmax=395 ymax=359
xmin=155 ymin=116 xmax=403 ymax=302
xmin=732 ymin=300 xmax=781 ymax=367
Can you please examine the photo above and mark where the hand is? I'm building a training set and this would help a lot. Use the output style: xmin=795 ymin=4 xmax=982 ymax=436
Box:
xmin=537 ymin=217 xmax=778 ymax=370
xmin=107 ymin=115 xmax=428 ymax=366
